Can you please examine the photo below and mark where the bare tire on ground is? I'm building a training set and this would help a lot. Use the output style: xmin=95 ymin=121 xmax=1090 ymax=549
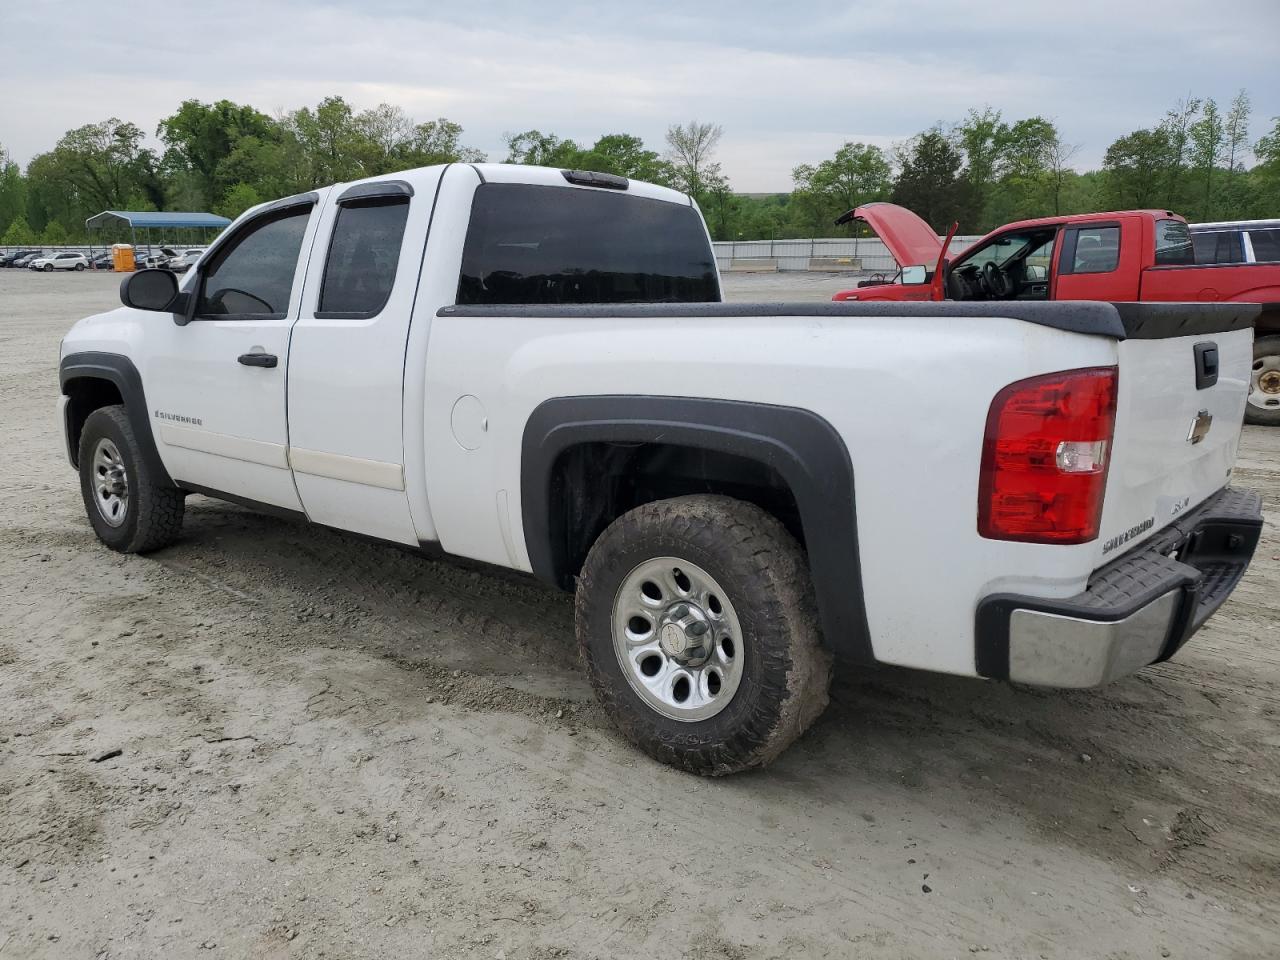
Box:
xmin=78 ymin=405 xmax=185 ymax=553
xmin=576 ymin=494 xmax=832 ymax=775
xmin=1248 ymin=334 xmax=1280 ymax=427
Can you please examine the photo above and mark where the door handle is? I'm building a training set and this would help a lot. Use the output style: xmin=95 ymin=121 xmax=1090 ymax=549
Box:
xmin=238 ymin=352 xmax=278 ymax=368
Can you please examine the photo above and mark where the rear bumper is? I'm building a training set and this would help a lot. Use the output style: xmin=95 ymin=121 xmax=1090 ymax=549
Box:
xmin=975 ymin=487 xmax=1262 ymax=687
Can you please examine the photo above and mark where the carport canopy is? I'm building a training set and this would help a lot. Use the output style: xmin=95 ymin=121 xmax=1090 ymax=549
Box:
xmin=85 ymin=210 xmax=232 ymax=253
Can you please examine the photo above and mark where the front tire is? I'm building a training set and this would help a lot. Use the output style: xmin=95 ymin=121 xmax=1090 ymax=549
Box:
xmin=43 ymin=263 xmax=53 ymax=272
xmin=78 ymin=405 xmax=185 ymax=553
xmin=576 ymin=495 xmax=832 ymax=775
xmin=1247 ymin=334 xmax=1280 ymax=426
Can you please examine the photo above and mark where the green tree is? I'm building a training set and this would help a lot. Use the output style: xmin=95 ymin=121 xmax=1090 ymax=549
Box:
xmin=890 ymin=129 xmax=975 ymax=232
xmin=216 ymin=183 xmax=262 ymax=220
xmin=1 ymin=214 xmax=36 ymax=245
xmin=581 ymin=134 xmax=671 ymax=183
xmin=1188 ymin=98 xmax=1226 ymax=218
xmin=1222 ymin=90 xmax=1253 ymax=215
xmin=0 ymin=146 xmax=25 ymax=237
xmin=158 ymin=99 xmax=278 ymax=206
xmin=1158 ymin=95 xmax=1201 ymax=205
xmin=504 ymin=129 xmax=582 ymax=167
xmin=791 ymin=142 xmax=892 ymax=234
xmin=41 ymin=220 xmax=69 ymax=245
xmin=664 ymin=121 xmax=726 ymax=203
xmin=1254 ymin=115 xmax=1280 ymax=211
xmin=1102 ymin=128 xmax=1173 ymax=207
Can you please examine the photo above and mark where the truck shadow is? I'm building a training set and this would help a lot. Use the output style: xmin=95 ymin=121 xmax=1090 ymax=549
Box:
xmin=168 ymin=496 xmax=1270 ymax=888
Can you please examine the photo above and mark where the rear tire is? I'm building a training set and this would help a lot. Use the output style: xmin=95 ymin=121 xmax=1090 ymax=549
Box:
xmin=1246 ymin=334 xmax=1280 ymax=427
xmin=576 ymin=494 xmax=832 ymax=775
xmin=78 ymin=405 xmax=185 ymax=553
xmin=75 ymin=263 xmax=85 ymax=271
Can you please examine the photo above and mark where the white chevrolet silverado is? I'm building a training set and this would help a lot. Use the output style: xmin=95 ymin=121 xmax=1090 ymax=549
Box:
xmin=59 ymin=163 xmax=1264 ymax=774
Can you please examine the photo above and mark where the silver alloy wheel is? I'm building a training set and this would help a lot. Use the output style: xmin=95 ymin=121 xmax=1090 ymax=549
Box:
xmin=611 ymin=556 xmax=744 ymax=722
xmin=1250 ymin=354 xmax=1280 ymax=411
xmin=92 ymin=437 xmax=129 ymax=528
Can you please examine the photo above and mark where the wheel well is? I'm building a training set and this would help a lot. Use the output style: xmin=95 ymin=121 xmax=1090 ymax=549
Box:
xmin=63 ymin=376 xmax=124 ymax=468
xmin=1255 ymin=310 xmax=1280 ymax=337
xmin=546 ymin=441 xmax=803 ymax=589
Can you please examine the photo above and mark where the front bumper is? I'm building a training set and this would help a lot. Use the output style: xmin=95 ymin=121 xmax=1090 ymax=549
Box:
xmin=975 ymin=487 xmax=1262 ymax=688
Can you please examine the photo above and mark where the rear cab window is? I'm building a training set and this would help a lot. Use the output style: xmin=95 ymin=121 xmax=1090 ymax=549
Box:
xmin=1153 ymin=219 xmax=1195 ymax=266
xmin=457 ymin=183 xmax=719 ymax=305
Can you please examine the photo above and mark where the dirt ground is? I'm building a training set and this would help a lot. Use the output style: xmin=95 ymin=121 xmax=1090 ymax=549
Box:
xmin=2 ymin=268 xmax=1278 ymax=960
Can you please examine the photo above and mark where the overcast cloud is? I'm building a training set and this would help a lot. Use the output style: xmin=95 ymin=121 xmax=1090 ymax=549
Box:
xmin=1 ymin=0 xmax=1277 ymax=191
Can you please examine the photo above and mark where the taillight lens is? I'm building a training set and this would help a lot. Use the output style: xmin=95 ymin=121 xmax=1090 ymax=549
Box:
xmin=978 ymin=367 xmax=1118 ymax=544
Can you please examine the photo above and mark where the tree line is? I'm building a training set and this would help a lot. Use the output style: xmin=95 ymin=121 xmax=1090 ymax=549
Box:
xmin=1 ymin=90 xmax=1278 ymax=247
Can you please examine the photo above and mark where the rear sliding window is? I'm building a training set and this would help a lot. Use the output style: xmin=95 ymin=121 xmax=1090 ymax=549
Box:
xmin=1154 ymin=219 xmax=1195 ymax=266
xmin=457 ymin=183 xmax=719 ymax=305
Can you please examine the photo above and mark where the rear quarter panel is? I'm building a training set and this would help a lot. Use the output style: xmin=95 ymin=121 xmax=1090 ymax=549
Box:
xmin=419 ymin=310 xmax=1118 ymax=677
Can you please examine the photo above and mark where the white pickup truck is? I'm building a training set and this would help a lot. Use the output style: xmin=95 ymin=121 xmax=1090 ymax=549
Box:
xmin=59 ymin=163 xmax=1263 ymax=774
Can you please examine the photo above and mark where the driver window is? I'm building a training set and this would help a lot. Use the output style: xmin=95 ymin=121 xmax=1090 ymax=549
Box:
xmin=196 ymin=206 xmax=311 ymax=319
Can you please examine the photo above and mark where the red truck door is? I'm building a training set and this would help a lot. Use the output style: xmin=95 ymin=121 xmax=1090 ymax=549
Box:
xmin=1051 ymin=217 xmax=1141 ymax=300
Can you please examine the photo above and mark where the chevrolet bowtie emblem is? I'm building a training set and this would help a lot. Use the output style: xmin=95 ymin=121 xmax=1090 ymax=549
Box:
xmin=1187 ymin=409 xmax=1213 ymax=445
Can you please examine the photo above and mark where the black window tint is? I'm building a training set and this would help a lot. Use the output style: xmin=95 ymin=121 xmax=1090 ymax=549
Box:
xmin=318 ymin=198 xmax=410 ymax=317
xmin=197 ymin=206 xmax=310 ymax=318
xmin=458 ymin=183 xmax=719 ymax=305
xmin=1154 ymin=219 xmax=1194 ymax=266
xmin=1193 ymin=231 xmax=1244 ymax=264
xmin=1250 ymin=229 xmax=1280 ymax=262
xmin=1065 ymin=226 xmax=1120 ymax=274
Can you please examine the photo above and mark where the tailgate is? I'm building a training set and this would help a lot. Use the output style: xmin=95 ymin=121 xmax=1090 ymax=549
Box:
xmin=1099 ymin=303 xmax=1257 ymax=559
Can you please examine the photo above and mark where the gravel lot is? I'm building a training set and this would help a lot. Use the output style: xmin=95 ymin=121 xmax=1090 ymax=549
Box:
xmin=2 ymin=269 xmax=1279 ymax=959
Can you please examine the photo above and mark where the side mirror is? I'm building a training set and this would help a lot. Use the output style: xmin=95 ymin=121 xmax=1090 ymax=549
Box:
xmin=901 ymin=264 xmax=928 ymax=285
xmin=1027 ymin=264 xmax=1047 ymax=281
xmin=120 ymin=268 xmax=179 ymax=312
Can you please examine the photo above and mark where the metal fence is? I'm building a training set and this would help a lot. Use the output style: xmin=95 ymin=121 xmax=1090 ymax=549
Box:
xmin=713 ymin=236 xmax=982 ymax=273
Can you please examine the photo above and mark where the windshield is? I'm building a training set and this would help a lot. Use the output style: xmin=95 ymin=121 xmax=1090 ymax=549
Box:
xmin=960 ymin=232 xmax=1038 ymax=270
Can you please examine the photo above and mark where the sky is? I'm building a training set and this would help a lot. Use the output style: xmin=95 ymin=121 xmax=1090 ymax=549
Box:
xmin=1 ymin=0 xmax=1278 ymax=192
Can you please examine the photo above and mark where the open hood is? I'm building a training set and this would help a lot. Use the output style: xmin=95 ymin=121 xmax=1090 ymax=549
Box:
xmin=835 ymin=202 xmax=943 ymax=268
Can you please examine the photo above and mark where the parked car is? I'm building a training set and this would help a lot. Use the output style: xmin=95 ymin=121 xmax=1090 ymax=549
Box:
xmin=58 ymin=164 xmax=1262 ymax=775
xmin=165 ymin=248 xmax=205 ymax=273
xmin=831 ymin=204 xmax=1280 ymax=425
xmin=12 ymin=251 xmax=45 ymax=269
xmin=88 ymin=253 xmax=115 ymax=271
xmin=1190 ymin=219 xmax=1280 ymax=265
xmin=1 ymin=248 xmax=42 ymax=267
xmin=31 ymin=252 xmax=89 ymax=272
xmin=134 ymin=247 xmax=177 ymax=270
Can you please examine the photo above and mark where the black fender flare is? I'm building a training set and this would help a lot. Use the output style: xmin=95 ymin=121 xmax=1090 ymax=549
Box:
xmin=59 ymin=351 xmax=173 ymax=486
xmin=520 ymin=395 xmax=875 ymax=664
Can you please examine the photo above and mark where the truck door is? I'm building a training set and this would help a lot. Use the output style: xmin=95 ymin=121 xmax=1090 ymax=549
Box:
xmin=143 ymin=194 xmax=326 ymax=511
xmin=286 ymin=173 xmax=442 ymax=545
xmin=1052 ymin=220 xmax=1140 ymax=301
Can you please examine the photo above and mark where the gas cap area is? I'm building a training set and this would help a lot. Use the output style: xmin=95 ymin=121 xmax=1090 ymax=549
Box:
xmin=450 ymin=394 xmax=488 ymax=450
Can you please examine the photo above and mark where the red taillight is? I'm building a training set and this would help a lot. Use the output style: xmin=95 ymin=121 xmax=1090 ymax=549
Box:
xmin=978 ymin=367 xmax=1118 ymax=544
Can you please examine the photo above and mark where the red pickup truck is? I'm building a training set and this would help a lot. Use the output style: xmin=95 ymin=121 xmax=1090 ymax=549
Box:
xmin=833 ymin=204 xmax=1280 ymax=424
